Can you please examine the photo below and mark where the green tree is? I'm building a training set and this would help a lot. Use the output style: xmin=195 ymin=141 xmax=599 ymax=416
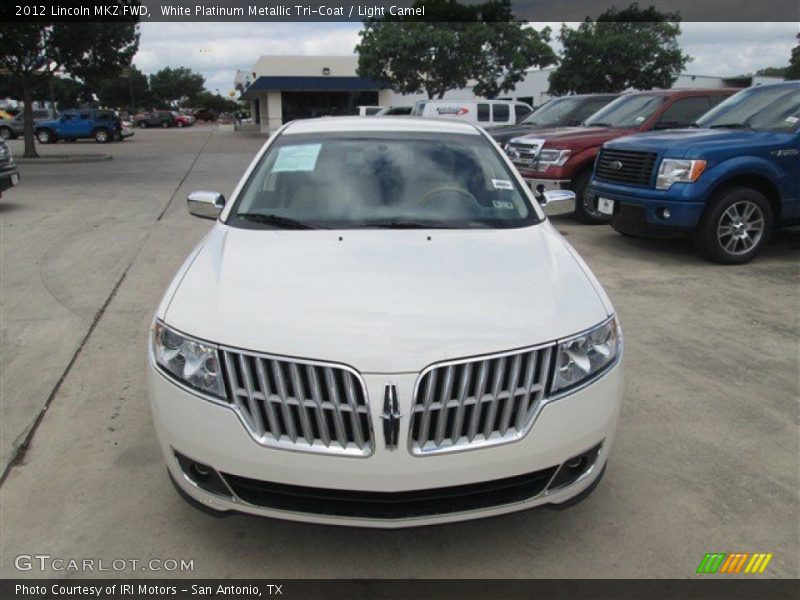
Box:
xmin=149 ymin=67 xmax=205 ymax=108
xmin=356 ymin=0 xmax=555 ymax=99
xmin=48 ymin=77 xmax=92 ymax=109
xmin=755 ymin=66 xmax=788 ymax=78
xmin=96 ymin=66 xmax=151 ymax=112
xmin=549 ymin=4 xmax=690 ymax=95
xmin=193 ymin=90 xmax=240 ymax=113
xmin=786 ymin=33 xmax=800 ymax=80
xmin=0 ymin=11 xmax=139 ymax=157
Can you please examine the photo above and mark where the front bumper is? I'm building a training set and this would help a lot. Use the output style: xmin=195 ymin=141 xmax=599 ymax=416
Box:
xmin=0 ymin=164 xmax=19 ymax=192
xmin=149 ymin=355 xmax=623 ymax=528
xmin=588 ymin=178 xmax=706 ymax=237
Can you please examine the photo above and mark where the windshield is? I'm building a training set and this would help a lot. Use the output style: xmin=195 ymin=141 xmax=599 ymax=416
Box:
xmin=230 ymin=132 xmax=539 ymax=230
xmin=521 ymin=97 xmax=585 ymax=127
xmin=585 ymin=94 xmax=666 ymax=128
xmin=697 ymin=85 xmax=800 ymax=132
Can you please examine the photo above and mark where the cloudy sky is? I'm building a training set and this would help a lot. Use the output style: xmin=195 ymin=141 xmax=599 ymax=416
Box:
xmin=132 ymin=22 xmax=798 ymax=95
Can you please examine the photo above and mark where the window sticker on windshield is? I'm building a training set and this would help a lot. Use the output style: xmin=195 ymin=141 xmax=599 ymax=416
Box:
xmin=786 ymin=116 xmax=799 ymax=124
xmin=272 ymin=144 xmax=322 ymax=172
xmin=635 ymin=115 xmax=646 ymax=123
xmin=492 ymin=200 xmax=515 ymax=210
xmin=492 ymin=179 xmax=514 ymax=190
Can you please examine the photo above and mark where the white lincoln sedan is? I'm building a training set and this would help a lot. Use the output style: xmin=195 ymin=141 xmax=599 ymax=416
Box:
xmin=148 ymin=117 xmax=623 ymax=527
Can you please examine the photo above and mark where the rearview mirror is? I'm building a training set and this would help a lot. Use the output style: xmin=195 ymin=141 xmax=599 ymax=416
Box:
xmin=536 ymin=189 xmax=576 ymax=217
xmin=187 ymin=191 xmax=225 ymax=219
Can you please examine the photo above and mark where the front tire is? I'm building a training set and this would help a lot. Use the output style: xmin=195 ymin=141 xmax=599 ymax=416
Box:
xmin=137 ymin=121 xmax=147 ymax=129
xmin=36 ymin=129 xmax=54 ymax=144
xmin=176 ymin=121 xmax=184 ymax=128
xmin=161 ymin=121 xmax=170 ymax=128
xmin=694 ymin=187 xmax=772 ymax=264
xmin=0 ymin=126 xmax=13 ymax=140
xmin=572 ymin=171 xmax=610 ymax=225
xmin=94 ymin=128 xmax=110 ymax=143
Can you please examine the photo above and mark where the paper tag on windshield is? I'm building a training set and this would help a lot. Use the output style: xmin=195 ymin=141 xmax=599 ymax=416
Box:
xmin=635 ymin=115 xmax=646 ymax=123
xmin=272 ymin=144 xmax=322 ymax=172
xmin=786 ymin=116 xmax=799 ymax=124
xmin=492 ymin=179 xmax=514 ymax=190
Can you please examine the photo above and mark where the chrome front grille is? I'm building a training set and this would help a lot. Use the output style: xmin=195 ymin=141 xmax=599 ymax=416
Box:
xmin=409 ymin=345 xmax=553 ymax=455
xmin=221 ymin=349 xmax=373 ymax=456
xmin=505 ymin=140 xmax=542 ymax=168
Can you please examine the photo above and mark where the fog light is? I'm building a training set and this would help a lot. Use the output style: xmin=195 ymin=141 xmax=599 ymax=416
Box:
xmin=174 ymin=451 xmax=232 ymax=498
xmin=656 ymin=207 xmax=671 ymax=220
xmin=547 ymin=443 xmax=603 ymax=492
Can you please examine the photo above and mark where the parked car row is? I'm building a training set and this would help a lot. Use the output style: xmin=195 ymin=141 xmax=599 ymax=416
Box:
xmin=501 ymin=82 xmax=799 ymax=264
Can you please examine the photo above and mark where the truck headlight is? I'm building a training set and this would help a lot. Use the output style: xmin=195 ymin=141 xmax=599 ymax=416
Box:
xmin=656 ymin=158 xmax=706 ymax=190
xmin=151 ymin=321 xmax=225 ymax=398
xmin=536 ymin=148 xmax=571 ymax=167
xmin=551 ymin=317 xmax=621 ymax=394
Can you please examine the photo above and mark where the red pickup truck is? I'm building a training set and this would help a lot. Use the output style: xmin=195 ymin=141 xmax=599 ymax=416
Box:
xmin=505 ymin=88 xmax=736 ymax=223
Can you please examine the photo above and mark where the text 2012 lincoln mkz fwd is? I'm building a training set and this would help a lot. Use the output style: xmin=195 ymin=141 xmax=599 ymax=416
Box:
xmin=148 ymin=117 xmax=624 ymax=527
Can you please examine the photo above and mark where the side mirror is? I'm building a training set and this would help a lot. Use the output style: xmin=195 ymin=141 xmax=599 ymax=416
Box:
xmin=535 ymin=189 xmax=576 ymax=217
xmin=187 ymin=191 xmax=225 ymax=219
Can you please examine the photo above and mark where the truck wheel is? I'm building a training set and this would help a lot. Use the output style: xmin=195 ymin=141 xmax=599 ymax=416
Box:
xmin=0 ymin=126 xmax=13 ymax=140
xmin=94 ymin=128 xmax=110 ymax=143
xmin=573 ymin=171 xmax=610 ymax=225
xmin=36 ymin=129 xmax=54 ymax=144
xmin=694 ymin=187 xmax=772 ymax=264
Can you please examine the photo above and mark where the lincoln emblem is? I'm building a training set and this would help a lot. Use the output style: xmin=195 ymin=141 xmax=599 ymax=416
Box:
xmin=382 ymin=383 xmax=401 ymax=451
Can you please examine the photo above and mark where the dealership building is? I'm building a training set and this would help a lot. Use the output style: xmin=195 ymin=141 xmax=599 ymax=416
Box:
xmin=237 ymin=55 xmax=783 ymax=134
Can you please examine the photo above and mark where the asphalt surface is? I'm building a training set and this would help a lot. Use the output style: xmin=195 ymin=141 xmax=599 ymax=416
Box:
xmin=0 ymin=126 xmax=798 ymax=578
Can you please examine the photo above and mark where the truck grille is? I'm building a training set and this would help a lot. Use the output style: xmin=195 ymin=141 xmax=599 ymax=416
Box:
xmin=595 ymin=148 xmax=658 ymax=187
xmin=221 ymin=349 xmax=373 ymax=456
xmin=409 ymin=345 xmax=553 ymax=455
xmin=505 ymin=139 xmax=543 ymax=168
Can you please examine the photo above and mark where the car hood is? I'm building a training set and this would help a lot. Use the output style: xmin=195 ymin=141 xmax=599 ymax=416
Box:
xmin=511 ymin=126 xmax=635 ymax=150
xmin=606 ymin=128 xmax=792 ymax=157
xmin=163 ymin=223 xmax=608 ymax=373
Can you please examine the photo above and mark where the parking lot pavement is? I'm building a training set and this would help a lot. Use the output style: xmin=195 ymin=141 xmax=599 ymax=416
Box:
xmin=1 ymin=129 xmax=798 ymax=578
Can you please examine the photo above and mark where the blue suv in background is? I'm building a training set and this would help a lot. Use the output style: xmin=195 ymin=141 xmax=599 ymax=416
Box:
xmin=589 ymin=82 xmax=799 ymax=263
xmin=35 ymin=109 xmax=125 ymax=144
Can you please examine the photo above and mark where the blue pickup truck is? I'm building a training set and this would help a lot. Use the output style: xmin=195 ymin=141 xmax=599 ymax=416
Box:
xmin=588 ymin=81 xmax=799 ymax=263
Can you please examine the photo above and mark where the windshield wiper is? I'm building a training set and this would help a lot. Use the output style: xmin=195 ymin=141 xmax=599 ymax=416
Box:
xmin=238 ymin=213 xmax=322 ymax=229
xmin=355 ymin=219 xmax=452 ymax=229
xmin=708 ymin=123 xmax=753 ymax=130
xmin=586 ymin=122 xmax=611 ymax=127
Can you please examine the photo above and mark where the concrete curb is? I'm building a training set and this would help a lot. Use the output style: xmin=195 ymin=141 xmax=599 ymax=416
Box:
xmin=15 ymin=153 xmax=113 ymax=165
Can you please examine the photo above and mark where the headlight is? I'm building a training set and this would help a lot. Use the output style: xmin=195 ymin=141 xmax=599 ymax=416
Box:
xmin=151 ymin=321 xmax=225 ymax=398
xmin=0 ymin=144 xmax=9 ymax=160
xmin=536 ymin=148 xmax=571 ymax=167
xmin=551 ymin=317 xmax=621 ymax=394
xmin=656 ymin=158 xmax=707 ymax=190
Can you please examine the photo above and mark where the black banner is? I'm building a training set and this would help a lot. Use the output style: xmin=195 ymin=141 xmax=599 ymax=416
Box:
xmin=2 ymin=579 xmax=800 ymax=600
xmin=1 ymin=0 xmax=799 ymax=22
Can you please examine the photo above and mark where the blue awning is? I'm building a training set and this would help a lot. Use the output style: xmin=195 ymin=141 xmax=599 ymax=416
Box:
xmin=241 ymin=76 xmax=383 ymax=98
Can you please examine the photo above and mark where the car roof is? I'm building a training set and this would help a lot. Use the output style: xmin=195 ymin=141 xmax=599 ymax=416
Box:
xmin=627 ymin=88 xmax=739 ymax=97
xmin=283 ymin=116 xmax=481 ymax=136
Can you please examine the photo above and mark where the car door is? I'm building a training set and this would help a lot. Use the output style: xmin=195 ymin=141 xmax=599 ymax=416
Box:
xmin=76 ymin=111 xmax=94 ymax=137
xmin=58 ymin=112 xmax=79 ymax=137
xmin=653 ymin=96 xmax=712 ymax=130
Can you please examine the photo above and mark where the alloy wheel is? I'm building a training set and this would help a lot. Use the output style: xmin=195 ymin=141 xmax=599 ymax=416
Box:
xmin=717 ymin=200 xmax=764 ymax=256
